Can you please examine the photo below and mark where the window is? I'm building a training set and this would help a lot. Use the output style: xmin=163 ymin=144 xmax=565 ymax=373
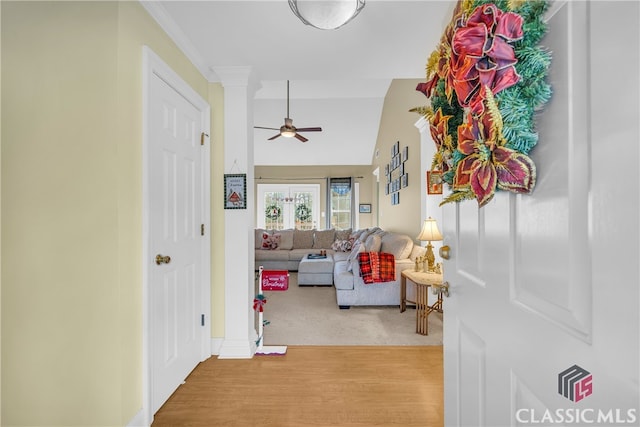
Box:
xmin=328 ymin=178 xmax=358 ymax=230
xmin=257 ymin=184 xmax=320 ymax=230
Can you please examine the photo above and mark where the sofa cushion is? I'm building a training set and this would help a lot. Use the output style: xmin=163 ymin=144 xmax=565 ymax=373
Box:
xmin=255 ymin=229 xmax=264 ymax=249
xmin=313 ymin=229 xmax=335 ymax=249
xmin=293 ymin=229 xmax=314 ymax=249
xmin=358 ymin=228 xmax=374 ymax=243
xmin=255 ymin=249 xmax=289 ymax=261
xmin=333 ymin=251 xmax=350 ymax=262
xmin=333 ymin=261 xmax=355 ymax=290
xmin=364 ymin=234 xmax=382 ymax=252
xmin=279 ymin=229 xmax=294 ymax=250
xmin=335 ymin=228 xmax=352 ymax=241
xmin=288 ymin=248 xmax=313 ymax=263
xmin=380 ymin=233 xmax=414 ymax=260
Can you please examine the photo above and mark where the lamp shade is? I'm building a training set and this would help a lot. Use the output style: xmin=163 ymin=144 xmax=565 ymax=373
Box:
xmin=417 ymin=217 xmax=443 ymax=242
xmin=289 ymin=0 xmax=366 ymax=30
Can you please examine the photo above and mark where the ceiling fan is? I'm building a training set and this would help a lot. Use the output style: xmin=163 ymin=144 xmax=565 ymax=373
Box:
xmin=254 ymin=80 xmax=322 ymax=142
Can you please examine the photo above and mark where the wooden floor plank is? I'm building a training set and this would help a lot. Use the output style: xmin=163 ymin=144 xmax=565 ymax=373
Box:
xmin=152 ymin=346 xmax=443 ymax=427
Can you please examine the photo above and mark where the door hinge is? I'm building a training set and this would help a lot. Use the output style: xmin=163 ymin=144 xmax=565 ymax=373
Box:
xmin=201 ymin=224 xmax=205 ymax=236
xmin=201 ymin=314 xmax=205 ymax=327
xmin=200 ymin=132 xmax=209 ymax=146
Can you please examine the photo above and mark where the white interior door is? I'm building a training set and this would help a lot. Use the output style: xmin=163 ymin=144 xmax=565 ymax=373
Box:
xmin=442 ymin=2 xmax=639 ymax=426
xmin=145 ymin=48 xmax=210 ymax=416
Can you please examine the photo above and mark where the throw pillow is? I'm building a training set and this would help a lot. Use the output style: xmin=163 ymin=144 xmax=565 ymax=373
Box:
xmin=335 ymin=228 xmax=352 ymax=241
xmin=292 ymin=229 xmax=314 ymax=249
xmin=380 ymin=233 xmax=413 ymax=259
xmin=313 ymin=229 xmax=336 ymax=249
xmin=331 ymin=239 xmax=352 ymax=252
xmin=364 ymin=234 xmax=382 ymax=252
xmin=278 ymin=229 xmax=294 ymax=250
xmin=261 ymin=232 xmax=281 ymax=250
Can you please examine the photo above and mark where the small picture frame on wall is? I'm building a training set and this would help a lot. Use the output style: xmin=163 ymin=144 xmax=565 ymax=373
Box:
xmin=391 ymin=140 xmax=400 ymax=157
xmin=359 ymin=204 xmax=372 ymax=214
xmin=224 ymin=173 xmax=247 ymax=209
xmin=427 ymin=171 xmax=443 ymax=195
xmin=401 ymin=173 xmax=408 ymax=188
xmin=401 ymin=146 xmax=408 ymax=163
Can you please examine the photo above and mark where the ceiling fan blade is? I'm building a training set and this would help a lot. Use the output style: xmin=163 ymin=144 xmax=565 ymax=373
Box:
xmin=268 ymin=134 xmax=282 ymax=140
xmin=295 ymin=127 xmax=322 ymax=132
xmin=254 ymin=126 xmax=280 ymax=130
xmin=294 ymin=133 xmax=308 ymax=143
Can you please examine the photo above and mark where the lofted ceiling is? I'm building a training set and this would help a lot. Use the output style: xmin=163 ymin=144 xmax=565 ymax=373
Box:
xmin=141 ymin=0 xmax=454 ymax=165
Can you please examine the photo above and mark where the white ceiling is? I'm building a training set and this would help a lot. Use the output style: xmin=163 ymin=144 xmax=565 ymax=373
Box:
xmin=141 ymin=0 xmax=454 ymax=165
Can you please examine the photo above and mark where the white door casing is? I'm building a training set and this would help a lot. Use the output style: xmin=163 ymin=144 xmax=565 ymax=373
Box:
xmin=142 ymin=47 xmax=211 ymax=421
xmin=442 ymin=2 xmax=639 ymax=426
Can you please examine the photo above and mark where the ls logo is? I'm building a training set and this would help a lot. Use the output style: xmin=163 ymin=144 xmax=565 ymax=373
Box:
xmin=559 ymin=365 xmax=593 ymax=402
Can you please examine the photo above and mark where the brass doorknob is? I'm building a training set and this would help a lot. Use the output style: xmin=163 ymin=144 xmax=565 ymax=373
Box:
xmin=432 ymin=281 xmax=450 ymax=297
xmin=439 ymin=245 xmax=450 ymax=260
xmin=155 ymin=254 xmax=171 ymax=265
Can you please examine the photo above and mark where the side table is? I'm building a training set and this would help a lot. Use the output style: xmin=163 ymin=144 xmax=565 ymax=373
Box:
xmin=400 ymin=269 xmax=444 ymax=335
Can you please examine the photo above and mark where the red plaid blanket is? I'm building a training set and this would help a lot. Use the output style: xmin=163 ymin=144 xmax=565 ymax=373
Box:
xmin=357 ymin=252 xmax=395 ymax=284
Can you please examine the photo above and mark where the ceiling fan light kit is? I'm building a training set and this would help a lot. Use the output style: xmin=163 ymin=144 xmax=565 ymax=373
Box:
xmin=289 ymin=0 xmax=365 ymax=30
xmin=254 ymin=80 xmax=322 ymax=143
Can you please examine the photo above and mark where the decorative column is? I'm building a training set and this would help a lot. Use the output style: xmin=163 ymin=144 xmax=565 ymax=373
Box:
xmin=214 ymin=66 xmax=260 ymax=359
xmin=415 ymin=116 xmax=443 ymax=306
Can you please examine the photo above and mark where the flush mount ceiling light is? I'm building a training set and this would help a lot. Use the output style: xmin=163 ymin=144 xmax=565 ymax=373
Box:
xmin=289 ymin=0 xmax=365 ymax=30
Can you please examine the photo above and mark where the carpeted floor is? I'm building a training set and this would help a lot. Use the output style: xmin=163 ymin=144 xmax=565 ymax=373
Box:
xmin=261 ymin=272 xmax=442 ymax=346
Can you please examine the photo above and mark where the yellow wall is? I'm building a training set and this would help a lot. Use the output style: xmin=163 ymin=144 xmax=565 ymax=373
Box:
xmin=373 ymin=79 xmax=427 ymax=238
xmin=254 ymin=165 xmax=375 ymax=229
xmin=1 ymin=2 xmax=216 ymax=425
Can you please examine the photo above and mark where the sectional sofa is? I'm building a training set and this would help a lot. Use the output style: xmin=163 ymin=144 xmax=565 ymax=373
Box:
xmin=255 ymin=227 xmax=426 ymax=307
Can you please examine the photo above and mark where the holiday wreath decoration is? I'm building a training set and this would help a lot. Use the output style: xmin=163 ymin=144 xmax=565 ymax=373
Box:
xmin=412 ymin=0 xmax=552 ymax=207
xmin=265 ymin=204 xmax=282 ymax=221
xmin=295 ymin=203 xmax=312 ymax=222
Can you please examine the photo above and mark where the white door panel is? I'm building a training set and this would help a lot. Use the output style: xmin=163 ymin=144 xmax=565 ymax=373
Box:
xmin=443 ymin=2 xmax=639 ymax=426
xmin=149 ymin=72 xmax=203 ymax=414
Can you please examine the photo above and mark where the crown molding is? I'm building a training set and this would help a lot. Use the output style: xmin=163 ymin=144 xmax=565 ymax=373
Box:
xmin=139 ymin=1 xmax=218 ymax=82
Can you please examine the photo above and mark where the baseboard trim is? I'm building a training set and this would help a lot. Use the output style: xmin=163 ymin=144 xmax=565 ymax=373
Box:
xmin=211 ymin=337 xmax=224 ymax=355
xmin=217 ymin=338 xmax=257 ymax=359
xmin=126 ymin=408 xmax=147 ymax=427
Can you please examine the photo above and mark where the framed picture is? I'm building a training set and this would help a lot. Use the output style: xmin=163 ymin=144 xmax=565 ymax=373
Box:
xmin=401 ymin=146 xmax=408 ymax=163
xmin=427 ymin=171 xmax=443 ymax=195
xmin=224 ymin=174 xmax=247 ymax=209
xmin=401 ymin=173 xmax=408 ymax=188
xmin=359 ymin=204 xmax=372 ymax=214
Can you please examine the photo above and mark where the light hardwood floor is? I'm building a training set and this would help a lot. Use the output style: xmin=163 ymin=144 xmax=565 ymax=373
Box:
xmin=152 ymin=346 xmax=443 ymax=427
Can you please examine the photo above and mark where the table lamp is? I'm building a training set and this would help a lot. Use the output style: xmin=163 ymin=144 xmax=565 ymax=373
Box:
xmin=417 ymin=217 xmax=443 ymax=273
